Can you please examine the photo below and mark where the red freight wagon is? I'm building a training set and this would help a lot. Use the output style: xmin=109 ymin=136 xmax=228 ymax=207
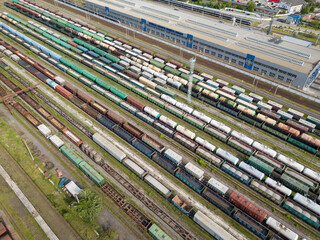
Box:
xmin=229 ymin=191 xmax=267 ymax=223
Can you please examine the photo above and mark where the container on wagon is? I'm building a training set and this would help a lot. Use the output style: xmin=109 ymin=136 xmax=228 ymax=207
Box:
xmin=92 ymin=133 xmax=126 ymax=162
xmin=144 ymin=175 xmax=172 ymax=198
xmin=207 ymin=177 xmax=229 ymax=195
xmin=37 ymin=124 xmax=51 ymax=138
xmin=49 ymin=135 xmax=64 ymax=149
xmin=123 ymin=158 xmax=147 ymax=178
xmin=164 ymin=149 xmax=182 ymax=165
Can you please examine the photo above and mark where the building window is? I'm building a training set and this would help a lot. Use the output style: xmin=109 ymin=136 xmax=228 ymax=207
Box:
xmin=238 ymin=61 xmax=244 ymax=66
xmin=205 ymin=49 xmax=210 ymax=54
xmin=253 ymin=66 xmax=259 ymax=71
xmin=161 ymin=33 xmax=164 ymax=37
xmin=199 ymin=47 xmax=204 ymax=52
xmin=193 ymin=45 xmax=198 ymax=50
xmin=211 ymin=51 xmax=216 ymax=56
xmin=269 ymin=72 xmax=275 ymax=77
xmin=231 ymin=59 xmax=236 ymax=63
xmin=218 ymin=54 xmax=223 ymax=58
xmin=286 ymin=78 xmax=293 ymax=84
xmin=225 ymin=56 xmax=229 ymax=61
xmin=261 ymin=70 xmax=267 ymax=75
xmin=176 ymin=39 xmax=180 ymax=44
xmin=278 ymin=75 xmax=284 ymax=80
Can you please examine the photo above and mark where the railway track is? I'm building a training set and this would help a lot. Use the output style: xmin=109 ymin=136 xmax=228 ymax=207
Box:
xmin=43 ymin=0 xmax=320 ymax=116
xmin=3 ymin=65 xmax=198 ymax=240
xmin=6 ymin=4 xmax=319 ymax=163
xmin=6 ymin=69 xmax=94 ymax=138
xmin=0 ymin=10 xmax=318 ymax=236
xmin=159 ymin=122 xmax=319 ymax=238
xmin=1 ymin=21 xmax=318 ymax=238
xmin=100 ymin=163 xmax=196 ymax=240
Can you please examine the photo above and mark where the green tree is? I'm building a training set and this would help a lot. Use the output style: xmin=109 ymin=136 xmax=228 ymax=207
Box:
xmin=247 ymin=0 xmax=256 ymax=12
xmin=301 ymin=4 xmax=309 ymax=14
xmin=73 ymin=189 xmax=102 ymax=224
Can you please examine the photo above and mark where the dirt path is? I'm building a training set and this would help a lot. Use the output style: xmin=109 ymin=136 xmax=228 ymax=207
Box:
xmin=0 ymin=130 xmax=80 ymax=240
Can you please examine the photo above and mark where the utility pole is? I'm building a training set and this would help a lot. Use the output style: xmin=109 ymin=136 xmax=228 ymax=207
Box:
xmin=188 ymin=57 xmax=196 ymax=104
xmin=267 ymin=15 xmax=274 ymax=35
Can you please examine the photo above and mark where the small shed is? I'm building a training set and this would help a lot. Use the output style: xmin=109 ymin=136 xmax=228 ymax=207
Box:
xmin=65 ymin=181 xmax=82 ymax=198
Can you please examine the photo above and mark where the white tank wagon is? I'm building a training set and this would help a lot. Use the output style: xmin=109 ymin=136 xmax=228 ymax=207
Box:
xmin=160 ymin=94 xmax=177 ymax=105
xmin=276 ymin=154 xmax=304 ymax=172
xmin=265 ymin=177 xmax=292 ymax=196
xmin=210 ymin=119 xmax=231 ymax=134
xmin=230 ymin=130 xmax=254 ymax=145
xmin=252 ymin=141 xmax=277 ymax=158
xmin=176 ymin=125 xmax=196 ymax=139
xmin=294 ymin=193 xmax=320 ymax=215
xmin=266 ymin=217 xmax=298 ymax=240
xmin=216 ymin=148 xmax=239 ymax=165
xmin=192 ymin=110 xmax=212 ymax=123
xmin=195 ymin=137 xmax=216 ymax=152
xmin=303 ymin=168 xmax=320 ymax=182
xmin=239 ymin=162 xmax=265 ymax=180
xmin=159 ymin=115 xmax=177 ymax=129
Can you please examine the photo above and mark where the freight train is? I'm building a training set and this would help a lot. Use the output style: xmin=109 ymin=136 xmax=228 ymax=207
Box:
xmin=0 ymin=5 xmax=320 ymax=238
xmin=2 ymin=8 xmax=320 ymax=193
xmin=6 ymin=0 xmax=320 ymax=160
xmin=4 ymin=52 xmax=320 ymax=240
xmin=0 ymin=64 xmax=301 ymax=240
xmin=2 ymin=18 xmax=320 ymax=203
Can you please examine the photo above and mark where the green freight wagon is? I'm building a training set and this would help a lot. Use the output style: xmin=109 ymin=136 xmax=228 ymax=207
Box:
xmin=104 ymin=53 xmax=120 ymax=63
xmin=60 ymin=57 xmax=73 ymax=67
xmin=238 ymin=114 xmax=262 ymax=128
xmin=283 ymin=200 xmax=320 ymax=229
xmin=155 ymin=85 xmax=176 ymax=98
xmin=306 ymin=116 xmax=320 ymax=129
xmin=280 ymin=174 xmax=309 ymax=195
xmin=148 ymin=224 xmax=172 ymax=240
xmin=287 ymin=137 xmax=317 ymax=154
xmin=248 ymin=156 xmax=274 ymax=175
xmin=61 ymin=145 xmax=83 ymax=167
xmin=70 ymin=63 xmax=84 ymax=74
xmin=147 ymin=95 xmax=166 ymax=108
xmin=78 ymin=161 xmax=105 ymax=186
xmin=180 ymin=73 xmax=198 ymax=83
xmin=149 ymin=59 xmax=165 ymax=69
xmin=82 ymin=70 xmax=97 ymax=82
xmin=110 ymin=86 xmax=128 ymax=99
xmin=183 ymin=114 xmax=206 ymax=129
xmin=95 ymin=78 xmax=111 ymax=90
xmin=132 ymin=87 xmax=149 ymax=98
xmin=261 ymin=124 xmax=289 ymax=140
xmin=93 ymin=47 xmax=107 ymax=56
xmin=164 ymin=104 xmax=185 ymax=118
xmin=164 ymin=66 xmax=180 ymax=76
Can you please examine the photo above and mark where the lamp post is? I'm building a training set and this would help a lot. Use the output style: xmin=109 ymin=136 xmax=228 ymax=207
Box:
xmin=188 ymin=57 xmax=196 ymax=104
